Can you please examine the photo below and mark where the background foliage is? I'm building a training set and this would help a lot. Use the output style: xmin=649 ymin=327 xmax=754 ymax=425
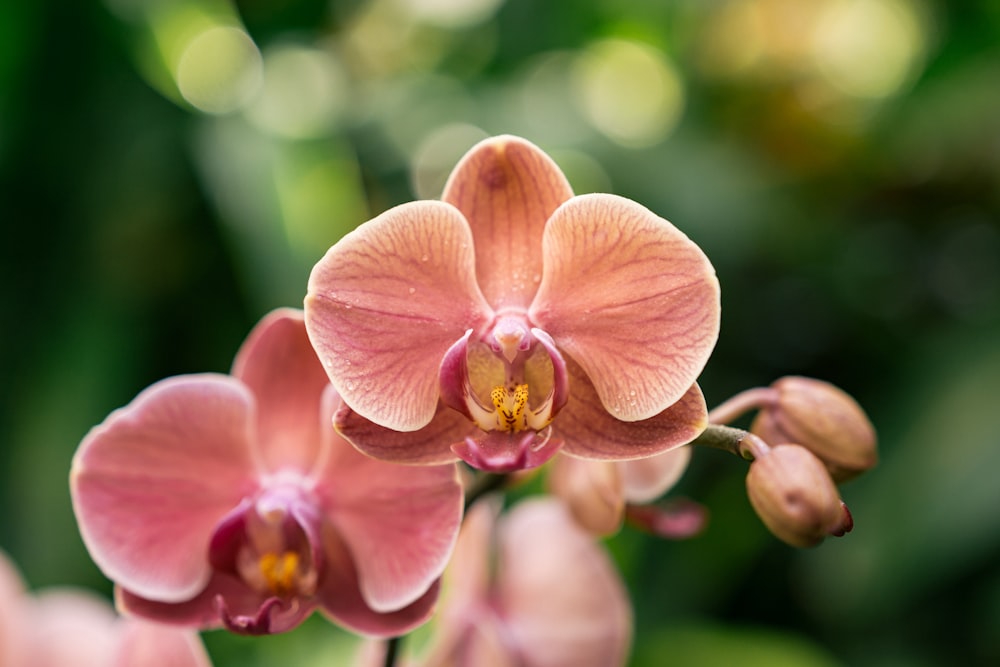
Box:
xmin=2 ymin=0 xmax=999 ymax=665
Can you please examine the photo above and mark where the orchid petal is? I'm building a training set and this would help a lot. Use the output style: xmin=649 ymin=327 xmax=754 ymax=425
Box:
xmin=71 ymin=375 xmax=258 ymax=603
xmin=306 ymin=201 xmax=493 ymax=432
xmin=30 ymin=590 xmax=118 ymax=667
xmin=530 ymin=193 xmax=720 ymax=421
xmin=116 ymin=572 xmax=312 ymax=635
xmin=495 ymin=499 xmax=632 ymax=667
xmin=315 ymin=432 xmax=462 ymax=612
xmin=232 ymin=308 xmax=329 ymax=474
xmin=557 ymin=356 xmax=708 ymax=461
xmin=452 ymin=430 xmax=564 ymax=473
xmin=0 ymin=551 xmax=25 ymax=665
xmin=442 ymin=135 xmax=573 ymax=310
xmin=315 ymin=525 xmax=440 ymax=638
xmin=619 ymin=445 xmax=692 ymax=505
xmin=335 ymin=401 xmax=467 ymax=466
xmin=547 ymin=456 xmax=625 ymax=536
xmin=114 ymin=619 xmax=212 ymax=667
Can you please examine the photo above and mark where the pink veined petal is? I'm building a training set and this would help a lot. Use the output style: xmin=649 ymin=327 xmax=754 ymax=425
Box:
xmin=556 ymin=357 xmax=708 ymax=461
xmin=547 ymin=455 xmax=625 ymax=536
xmin=494 ymin=499 xmax=632 ymax=667
xmin=529 ymin=193 xmax=720 ymax=421
xmin=442 ymin=135 xmax=574 ymax=311
xmin=70 ymin=375 xmax=259 ymax=603
xmin=314 ymin=428 xmax=463 ymax=612
xmin=335 ymin=401 xmax=467 ymax=466
xmin=305 ymin=200 xmax=493 ymax=432
xmin=29 ymin=589 xmax=119 ymax=667
xmin=619 ymin=444 xmax=692 ymax=505
xmin=315 ymin=524 xmax=441 ymax=638
xmin=232 ymin=308 xmax=330 ymax=475
xmin=114 ymin=619 xmax=213 ymax=667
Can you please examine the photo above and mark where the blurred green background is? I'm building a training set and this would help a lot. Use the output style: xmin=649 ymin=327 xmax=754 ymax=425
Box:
xmin=2 ymin=0 xmax=999 ymax=665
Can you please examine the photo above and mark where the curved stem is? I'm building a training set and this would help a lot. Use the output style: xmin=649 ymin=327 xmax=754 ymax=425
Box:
xmin=690 ymin=423 xmax=771 ymax=460
xmin=707 ymin=387 xmax=777 ymax=425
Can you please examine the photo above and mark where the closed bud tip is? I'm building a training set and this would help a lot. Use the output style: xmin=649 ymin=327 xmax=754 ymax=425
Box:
xmin=751 ymin=376 xmax=877 ymax=482
xmin=745 ymin=444 xmax=844 ymax=548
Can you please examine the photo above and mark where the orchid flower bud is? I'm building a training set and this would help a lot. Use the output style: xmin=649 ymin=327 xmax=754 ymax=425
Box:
xmin=745 ymin=444 xmax=847 ymax=548
xmin=751 ymin=376 xmax=877 ymax=482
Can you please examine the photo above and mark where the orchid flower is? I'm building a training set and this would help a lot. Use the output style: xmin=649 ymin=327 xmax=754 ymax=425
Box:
xmin=1 ymin=549 xmax=211 ymax=667
xmin=361 ymin=497 xmax=632 ymax=667
xmin=70 ymin=309 xmax=463 ymax=637
xmin=306 ymin=135 xmax=720 ymax=472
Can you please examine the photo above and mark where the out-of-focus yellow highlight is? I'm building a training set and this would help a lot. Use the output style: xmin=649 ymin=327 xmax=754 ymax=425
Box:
xmin=699 ymin=0 xmax=927 ymax=104
xmin=573 ymin=39 xmax=685 ymax=148
xmin=812 ymin=0 xmax=925 ymax=100
xmin=176 ymin=25 xmax=262 ymax=114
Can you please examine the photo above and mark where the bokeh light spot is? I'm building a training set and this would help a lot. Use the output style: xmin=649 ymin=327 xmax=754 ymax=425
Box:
xmin=410 ymin=123 xmax=490 ymax=199
xmin=246 ymin=44 xmax=348 ymax=139
xmin=401 ymin=0 xmax=506 ymax=28
xmin=811 ymin=0 xmax=925 ymax=100
xmin=572 ymin=39 xmax=685 ymax=148
xmin=176 ymin=25 xmax=262 ymax=114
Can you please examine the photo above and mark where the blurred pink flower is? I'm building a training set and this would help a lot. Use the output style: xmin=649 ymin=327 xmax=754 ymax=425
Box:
xmin=419 ymin=497 xmax=632 ymax=666
xmin=0 ymin=549 xmax=210 ymax=667
xmin=547 ymin=445 xmax=705 ymax=538
xmin=70 ymin=309 xmax=463 ymax=636
xmin=306 ymin=135 xmax=720 ymax=472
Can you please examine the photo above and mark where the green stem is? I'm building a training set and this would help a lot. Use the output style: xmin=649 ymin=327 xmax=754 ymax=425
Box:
xmin=690 ymin=423 xmax=770 ymax=460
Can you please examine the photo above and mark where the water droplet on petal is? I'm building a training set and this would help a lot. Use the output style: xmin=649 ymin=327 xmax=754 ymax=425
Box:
xmin=409 ymin=287 xmax=416 ymax=294
xmin=421 ymin=254 xmax=429 ymax=262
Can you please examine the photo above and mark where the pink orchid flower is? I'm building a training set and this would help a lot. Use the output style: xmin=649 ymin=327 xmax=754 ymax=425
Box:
xmin=306 ymin=135 xmax=720 ymax=472
xmin=1 ymin=549 xmax=210 ymax=667
xmin=358 ymin=497 xmax=632 ymax=667
xmin=70 ymin=309 xmax=463 ymax=637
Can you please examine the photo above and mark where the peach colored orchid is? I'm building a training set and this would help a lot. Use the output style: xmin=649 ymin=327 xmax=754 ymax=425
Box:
xmin=70 ymin=309 xmax=463 ymax=637
xmin=1 ymin=549 xmax=211 ymax=667
xmin=306 ymin=135 xmax=720 ymax=472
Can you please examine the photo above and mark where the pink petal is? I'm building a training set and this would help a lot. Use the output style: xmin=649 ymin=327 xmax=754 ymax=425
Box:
xmin=29 ymin=590 xmax=119 ymax=667
xmin=0 ymin=552 xmax=27 ymax=666
xmin=114 ymin=619 xmax=212 ymax=667
xmin=305 ymin=201 xmax=493 ymax=431
xmin=314 ymin=431 xmax=463 ymax=612
xmin=442 ymin=135 xmax=574 ymax=310
xmin=231 ymin=308 xmax=329 ymax=474
xmin=556 ymin=358 xmax=707 ymax=460
xmin=495 ymin=499 xmax=632 ymax=667
xmin=71 ymin=375 xmax=259 ymax=603
xmin=315 ymin=524 xmax=440 ymax=638
xmin=117 ymin=572 xmax=312 ymax=635
xmin=530 ymin=193 xmax=720 ymax=421
xmin=547 ymin=456 xmax=624 ymax=536
xmin=335 ymin=401 xmax=467 ymax=466
xmin=619 ymin=445 xmax=692 ymax=504
xmin=452 ymin=430 xmax=564 ymax=473
xmin=626 ymin=499 xmax=708 ymax=540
